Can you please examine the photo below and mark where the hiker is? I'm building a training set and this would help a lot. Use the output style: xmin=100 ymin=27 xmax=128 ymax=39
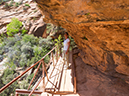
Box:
xmin=63 ymin=32 xmax=70 ymax=69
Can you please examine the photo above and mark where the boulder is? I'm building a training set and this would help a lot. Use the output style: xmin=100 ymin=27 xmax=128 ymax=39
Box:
xmin=28 ymin=23 xmax=47 ymax=38
xmin=28 ymin=17 xmax=47 ymax=37
xmin=33 ymin=23 xmax=47 ymax=37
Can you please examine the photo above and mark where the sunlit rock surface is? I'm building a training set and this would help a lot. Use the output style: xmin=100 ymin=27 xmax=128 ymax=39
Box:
xmin=0 ymin=1 xmax=45 ymax=37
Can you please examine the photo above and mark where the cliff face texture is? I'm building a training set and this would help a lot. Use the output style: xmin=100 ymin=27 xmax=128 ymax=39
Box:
xmin=35 ymin=0 xmax=129 ymax=83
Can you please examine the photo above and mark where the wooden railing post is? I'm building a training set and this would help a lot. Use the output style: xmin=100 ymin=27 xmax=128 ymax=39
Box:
xmin=28 ymin=61 xmax=42 ymax=90
xmin=52 ymin=52 xmax=54 ymax=66
xmin=56 ymin=47 xmax=58 ymax=64
xmin=59 ymin=46 xmax=61 ymax=57
xmin=15 ymin=92 xmax=19 ymax=96
xmin=42 ymin=60 xmax=45 ymax=92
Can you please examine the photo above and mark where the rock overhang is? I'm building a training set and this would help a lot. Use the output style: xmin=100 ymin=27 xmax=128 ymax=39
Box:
xmin=35 ymin=0 xmax=129 ymax=82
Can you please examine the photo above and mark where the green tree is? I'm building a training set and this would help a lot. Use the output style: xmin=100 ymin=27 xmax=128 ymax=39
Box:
xmin=7 ymin=18 xmax=22 ymax=36
xmin=54 ymin=35 xmax=63 ymax=56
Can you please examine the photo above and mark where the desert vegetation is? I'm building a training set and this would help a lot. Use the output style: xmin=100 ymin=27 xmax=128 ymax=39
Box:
xmin=0 ymin=17 xmax=54 ymax=95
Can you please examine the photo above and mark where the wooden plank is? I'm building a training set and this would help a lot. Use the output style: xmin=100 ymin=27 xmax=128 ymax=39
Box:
xmin=54 ymin=69 xmax=61 ymax=91
xmin=46 ymin=91 xmax=75 ymax=95
xmin=51 ymin=65 xmax=60 ymax=91
xmin=45 ymin=88 xmax=56 ymax=90
xmin=50 ymin=72 xmax=61 ymax=79
xmin=44 ymin=59 xmax=59 ymax=88
xmin=16 ymin=89 xmax=42 ymax=95
xmin=16 ymin=89 xmax=75 ymax=95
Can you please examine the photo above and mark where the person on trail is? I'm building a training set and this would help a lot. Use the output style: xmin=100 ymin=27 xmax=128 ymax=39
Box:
xmin=63 ymin=32 xmax=70 ymax=69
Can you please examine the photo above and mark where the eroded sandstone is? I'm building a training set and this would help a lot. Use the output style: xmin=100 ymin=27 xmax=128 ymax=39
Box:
xmin=75 ymin=56 xmax=129 ymax=96
xmin=35 ymin=0 xmax=129 ymax=83
xmin=0 ymin=1 xmax=46 ymax=37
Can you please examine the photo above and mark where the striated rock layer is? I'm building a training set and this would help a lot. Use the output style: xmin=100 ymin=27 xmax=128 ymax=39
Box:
xmin=35 ymin=0 xmax=129 ymax=83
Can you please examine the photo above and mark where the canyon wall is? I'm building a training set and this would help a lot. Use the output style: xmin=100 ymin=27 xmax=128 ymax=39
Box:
xmin=35 ymin=0 xmax=129 ymax=83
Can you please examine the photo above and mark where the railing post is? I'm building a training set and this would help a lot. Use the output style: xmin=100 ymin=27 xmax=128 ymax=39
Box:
xmin=56 ymin=47 xmax=58 ymax=64
xmin=56 ymin=47 xmax=59 ymax=63
xmin=52 ymin=52 xmax=54 ymax=66
xmin=42 ymin=60 xmax=45 ymax=92
xmin=59 ymin=46 xmax=61 ymax=57
xmin=15 ymin=92 xmax=19 ymax=96
xmin=28 ymin=61 xmax=42 ymax=90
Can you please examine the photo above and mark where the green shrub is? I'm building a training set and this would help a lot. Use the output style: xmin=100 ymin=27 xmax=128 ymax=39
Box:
xmin=4 ymin=36 xmax=17 ymax=47
xmin=86 ymin=12 xmax=90 ymax=15
xmin=0 ymin=33 xmax=6 ymax=43
xmin=0 ymin=55 xmax=3 ymax=61
xmin=0 ymin=32 xmax=54 ymax=95
xmin=3 ymin=0 xmax=11 ymax=2
xmin=7 ymin=18 xmax=22 ymax=36
xmin=21 ymin=28 xmax=27 ymax=34
xmin=23 ymin=7 xmax=27 ymax=11
xmin=55 ymin=35 xmax=63 ymax=49
xmin=21 ymin=34 xmax=38 ymax=45
xmin=6 ymin=18 xmax=27 ymax=36
xmin=25 ymin=3 xmax=30 ymax=7
xmin=46 ymin=23 xmax=59 ymax=34
xmin=27 ymin=73 xmax=34 ymax=82
xmin=0 ymin=0 xmax=3 ymax=3
xmin=8 ymin=0 xmax=14 ymax=7
xmin=4 ymin=3 xmax=9 ymax=8
xmin=33 ymin=9 xmax=37 ymax=13
xmin=33 ymin=17 xmax=36 ymax=21
xmin=19 ymin=79 xmax=29 ymax=89
xmin=1 ymin=34 xmax=53 ymax=69
xmin=0 ymin=68 xmax=19 ymax=96
xmin=54 ymin=35 xmax=63 ymax=56
xmin=15 ymin=2 xmax=19 ymax=7
xmin=0 ymin=68 xmax=34 ymax=96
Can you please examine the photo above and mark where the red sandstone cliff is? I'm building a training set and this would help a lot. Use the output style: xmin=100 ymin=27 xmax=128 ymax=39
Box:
xmin=36 ymin=0 xmax=129 ymax=83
